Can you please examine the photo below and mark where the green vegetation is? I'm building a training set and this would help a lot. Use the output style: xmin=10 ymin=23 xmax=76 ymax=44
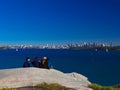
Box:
xmin=1 ymin=83 xmax=120 ymax=90
xmin=0 ymin=88 xmax=18 ymax=90
xmin=88 ymin=84 xmax=120 ymax=90
xmin=35 ymin=82 xmax=75 ymax=90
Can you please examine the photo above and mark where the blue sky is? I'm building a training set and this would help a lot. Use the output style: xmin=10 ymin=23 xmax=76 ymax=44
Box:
xmin=0 ymin=0 xmax=120 ymax=45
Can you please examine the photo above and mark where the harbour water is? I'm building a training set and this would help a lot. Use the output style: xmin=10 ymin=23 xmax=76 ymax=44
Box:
xmin=0 ymin=49 xmax=120 ymax=86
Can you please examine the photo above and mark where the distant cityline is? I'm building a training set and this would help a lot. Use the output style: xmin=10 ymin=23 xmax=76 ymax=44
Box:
xmin=0 ymin=42 xmax=120 ymax=50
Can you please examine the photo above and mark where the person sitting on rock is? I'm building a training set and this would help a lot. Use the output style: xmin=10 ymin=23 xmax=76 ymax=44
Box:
xmin=23 ymin=57 xmax=31 ymax=67
xmin=32 ymin=56 xmax=40 ymax=68
xmin=40 ymin=57 xmax=49 ymax=69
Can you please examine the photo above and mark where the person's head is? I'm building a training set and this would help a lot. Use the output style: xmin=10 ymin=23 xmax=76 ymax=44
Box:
xmin=43 ymin=57 xmax=47 ymax=60
xmin=43 ymin=57 xmax=48 ymax=62
xmin=26 ymin=57 xmax=30 ymax=61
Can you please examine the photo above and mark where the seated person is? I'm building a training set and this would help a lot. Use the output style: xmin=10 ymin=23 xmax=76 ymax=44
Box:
xmin=32 ymin=56 xmax=40 ymax=68
xmin=23 ymin=57 xmax=31 ymax=67
xmin=40 ymin=57 xmax=49 ymax=69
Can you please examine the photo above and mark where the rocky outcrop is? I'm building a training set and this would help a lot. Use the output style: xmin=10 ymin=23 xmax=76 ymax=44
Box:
xmin=0 ymin=68 xmax=92 ymax=90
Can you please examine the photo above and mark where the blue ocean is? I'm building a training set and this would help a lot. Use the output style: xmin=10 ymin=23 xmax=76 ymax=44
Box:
xmin=0 ymin=49 xmax=120 ymax=86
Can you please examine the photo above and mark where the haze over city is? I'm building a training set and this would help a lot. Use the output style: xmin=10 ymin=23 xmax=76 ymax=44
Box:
xmin=0 ymin=0 xmax=120 ymax=45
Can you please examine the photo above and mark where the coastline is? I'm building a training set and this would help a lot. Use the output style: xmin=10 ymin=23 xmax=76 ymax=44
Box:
xmin=0 ymin=45 xmax=120 ymax=50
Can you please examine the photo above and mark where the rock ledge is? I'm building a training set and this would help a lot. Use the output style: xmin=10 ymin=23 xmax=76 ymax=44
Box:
xmin=0 ymin=68 xmax=92 ymax=90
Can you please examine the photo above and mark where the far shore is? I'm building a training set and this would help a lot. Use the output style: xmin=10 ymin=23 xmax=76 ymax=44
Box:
xmin=0 ymin=45 xmax=120 ymax=50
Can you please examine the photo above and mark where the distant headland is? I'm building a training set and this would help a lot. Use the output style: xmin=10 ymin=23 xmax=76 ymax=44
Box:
xmin=0 ymin=42 xmax=120 ymax=50
xmin=69 ymin=45 xmax=120 ymax=50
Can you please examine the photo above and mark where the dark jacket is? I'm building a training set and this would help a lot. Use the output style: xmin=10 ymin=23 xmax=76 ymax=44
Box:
xmin=32 ymin=59 xmax=40 ymax=67
xmin=23 ymin=61 xmax=30 ymax=67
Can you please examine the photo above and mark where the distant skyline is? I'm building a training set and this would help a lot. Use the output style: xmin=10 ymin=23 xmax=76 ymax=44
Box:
xmin=0 ymin=0 xmax=120 ymax=45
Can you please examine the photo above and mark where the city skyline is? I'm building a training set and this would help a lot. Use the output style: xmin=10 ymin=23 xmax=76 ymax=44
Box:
xmin=0 ymin=0 xmax=120 ymax=45
xmin=0 ymin=41 xmax=118 ymax=49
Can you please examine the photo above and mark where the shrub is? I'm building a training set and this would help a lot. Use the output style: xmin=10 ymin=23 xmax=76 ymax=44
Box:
xmin=88 ymin=84 xmax=120 ymax=90
xmin=35 ymin=82 xmax=75 ymax=90
xmin=0 ymin=88 xmax=18 ymax=90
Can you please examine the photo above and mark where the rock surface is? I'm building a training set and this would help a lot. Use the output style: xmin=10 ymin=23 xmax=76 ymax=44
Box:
xmin=0 ymin=68 xmax=92 ymax=90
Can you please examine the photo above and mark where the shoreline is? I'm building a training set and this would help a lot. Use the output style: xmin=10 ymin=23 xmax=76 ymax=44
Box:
xmin=0 ymin=45 xmax=120 ymax=50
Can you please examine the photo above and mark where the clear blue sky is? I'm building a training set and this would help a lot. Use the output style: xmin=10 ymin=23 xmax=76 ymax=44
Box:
xmin=0 ymin=0 xmax=120 ymax=45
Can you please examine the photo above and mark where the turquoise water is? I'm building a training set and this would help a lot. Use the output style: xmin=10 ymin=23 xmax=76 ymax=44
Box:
xmin=0 ymin=49 xmax=120 ymax=86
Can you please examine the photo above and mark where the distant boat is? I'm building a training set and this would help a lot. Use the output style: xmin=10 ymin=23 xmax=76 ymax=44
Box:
xmin=95 ymin=49 xmax=98 ymax=51
xmin=16 ymin=49 xmax=18 ymax=51
xmin=106 ymin=48 xmax=109 ymax=52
